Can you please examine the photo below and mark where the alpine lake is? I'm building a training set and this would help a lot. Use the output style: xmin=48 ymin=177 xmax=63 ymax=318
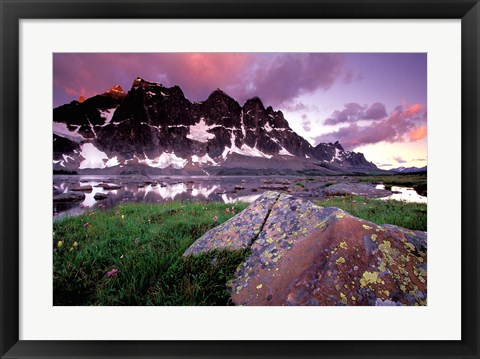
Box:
xmin=53 ymin=175 xmax=427 ymax=220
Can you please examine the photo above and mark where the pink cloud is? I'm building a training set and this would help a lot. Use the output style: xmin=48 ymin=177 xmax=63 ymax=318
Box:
xmin=315 ymin=102 xmax=427 ymax=150
xmin=63 ymin=86 xmax=79 ymax=96
xmin=408 ymin=125 xmax=427 ymax=141
xmin=404 ymin=103 xmax=423 ymax=117
xmin=53 ymin=53 xmax=255 ymax=106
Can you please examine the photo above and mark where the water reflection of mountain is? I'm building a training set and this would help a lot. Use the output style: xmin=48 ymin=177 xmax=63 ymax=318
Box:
xmin=54 ymin=176 xmax=427 ymax=220
xmin=53 ymin=178 xmax=258 ymax=219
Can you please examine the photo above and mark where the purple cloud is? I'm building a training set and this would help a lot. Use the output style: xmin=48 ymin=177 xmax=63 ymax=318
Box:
xmin=281 ymin=101 xmax=310 ymax=112
xmin=343 ymin=69 xmax=364 ymax=84
xmin=53 ymin=53 xmax=348 ymax=108
xmin=301 ymin=114 xmax=312 ymax=132
xmin=393 ymin=156 xmax=406 ymax=163
xmin=250 ymin=53 xmax=346 ymax=107
xmin=365 ymin=103 xmax=388 ymax=120
xmin=324 ymin=102 xmax=387 ymax=125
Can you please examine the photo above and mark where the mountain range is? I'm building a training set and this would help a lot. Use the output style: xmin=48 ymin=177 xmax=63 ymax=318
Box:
xmin=53 ymin=77 xmax=381 ymax=175
xmin=388 ymin=166 xmax=427 ymax=174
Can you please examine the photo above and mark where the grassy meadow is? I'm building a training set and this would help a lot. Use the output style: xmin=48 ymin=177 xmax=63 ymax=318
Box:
xmin=53 ymin=201 xmax=249 ymax=306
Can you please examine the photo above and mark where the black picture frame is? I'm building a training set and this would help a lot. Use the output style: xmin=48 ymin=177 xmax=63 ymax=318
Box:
xmin=1 ymin=0 xmax=479 ymax=358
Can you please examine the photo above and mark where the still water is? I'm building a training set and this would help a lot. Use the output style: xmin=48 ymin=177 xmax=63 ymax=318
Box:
xmin=53 ymin=175 xmax=262 ymax=219
xmin=375 ymin=184 xmax=427 ymax=204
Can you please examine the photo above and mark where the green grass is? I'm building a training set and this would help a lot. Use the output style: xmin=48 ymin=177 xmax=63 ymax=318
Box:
xmin=357 ymin=173 xmax=427 ymax=188
xmin=53 ymin=201 xmax=249 ymax=306
xmin=54 ymin=194 xmax=427 ymax=306
xmin=314 ymin=196 xmax=427 ymax=231
xmin=295 ymin=182 xmax=306 ymax=188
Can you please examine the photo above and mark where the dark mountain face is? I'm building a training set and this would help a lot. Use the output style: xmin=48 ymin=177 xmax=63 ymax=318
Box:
xmin=53 ymin=77 xmax=379 ymax=174
xmin=53 ymin=86 xmax=126 ymax=140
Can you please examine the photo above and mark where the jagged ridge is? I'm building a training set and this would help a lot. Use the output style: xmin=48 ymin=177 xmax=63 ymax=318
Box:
xmin=53 ymin=77 xmax=379 ymax=174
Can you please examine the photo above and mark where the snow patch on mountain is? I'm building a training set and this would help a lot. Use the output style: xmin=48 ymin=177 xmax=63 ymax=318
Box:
xmin=335 ymin=148 xmax=342 ymax=160
xmin=221 ymin=130 xmax=272 ymax=159
xmin=139 ymin=152 xmax=187 ymax=169
xmin=100 ymin=108 xmax=117 ymax=126
xmin=113 ymin=118 xmax=131 ymax=126
xmin=87 ymin=119 xmax=98 ymax=138
xmin=186 ymin=118 xmax=215 ymax=143
xmin=106 ymin=156 xmax=120 ymax=167
xmin=53 ymin=122 xmax=85 ymax=142
xmin=53 ymin=159 xmax=65 ymax=167
xmin=389 ymin=166 xmax=427 ymax=173
xmin=331 ymin=148 xmax=343 ymax=162
xmin=192 ymin=154 xmax=217 ymax=166
xmin=279 ymin=147 xmax=294 ymax=156
xmin=79 ymin=143 xmax=109 ymax=169
xmin=240 ymin=144 xmax=273 ymax=159
xmin=240 ymin=110 xmax=246 ymax=137
xmin=264 ymin=123 xmax=273 ymax=132
xmin=62 ymin=154 xmax=74 ymax=163
xmin=222 ymin=130 xmax=239 ymax=160
xmin=141 ymin=122 xmax=161 ymax=132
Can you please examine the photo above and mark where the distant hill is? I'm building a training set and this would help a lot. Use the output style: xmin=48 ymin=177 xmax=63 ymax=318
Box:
xmin=389 ymin=166 xmax=427 ymax=174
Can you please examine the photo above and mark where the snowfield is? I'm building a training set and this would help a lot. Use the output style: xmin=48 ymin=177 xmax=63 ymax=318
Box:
xmin=186 ymin=119 xmax=215 ymax=143
xmin=79 ymin=143 xmax=109 ymax=169
xmin=138 ymin=152 xmax=188 ymax=169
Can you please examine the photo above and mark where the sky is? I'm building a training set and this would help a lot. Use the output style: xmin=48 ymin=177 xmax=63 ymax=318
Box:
xmin=53 ymin=53 xmax=427 ymax=169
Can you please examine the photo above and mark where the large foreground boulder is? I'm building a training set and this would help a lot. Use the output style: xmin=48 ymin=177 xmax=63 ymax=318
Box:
xmin=184 ymin=191 xmax=427 ymax=306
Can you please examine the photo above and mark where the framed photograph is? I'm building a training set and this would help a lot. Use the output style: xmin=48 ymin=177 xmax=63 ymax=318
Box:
xmin=1 ymin=0 xmax=479 ymax=358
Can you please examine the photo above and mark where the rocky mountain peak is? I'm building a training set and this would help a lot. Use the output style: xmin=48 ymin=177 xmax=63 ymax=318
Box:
xmin=131 ymin=76 xmax=147 ymax=87
xmin=103 ymin=85 xmax=126 ymax=100
xmin=243 ymin=96 xmax=265 ymax=112
xmin=107 ymin=84 xmax=125 ymax=94
xmin=131 ymin=77 xmax=165 ymax=91
xmin=205 ymin=89 xmax=235 ymax=103
xmin=332 ymin=140 xmax=344 ymax=151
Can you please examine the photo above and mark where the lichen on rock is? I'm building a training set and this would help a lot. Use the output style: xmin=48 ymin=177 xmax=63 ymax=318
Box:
xmin=183 ymin=191 xmax=280 ymax=256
